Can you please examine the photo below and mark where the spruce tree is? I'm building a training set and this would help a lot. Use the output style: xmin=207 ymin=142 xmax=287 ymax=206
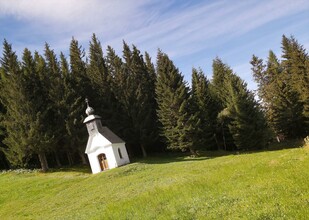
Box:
xmin=59 ymin=52 xmax=81 ymax=165
xmin=87 ymin=34 xmax=117 ymax=129
xmin=0 ymin=42 xmax=53 ymax=170
xmin=271 ymin=72 xmax=305 ymax=138
xmin=21 ymin=48 xmax=54 ymax=171
xmin=156 ymin=50 xmax=198 ymax=155
xmin=108 ymin=42 xmax=159 ymax=157
xmin=281 ymin=35 xmax=309 ymax=134
xmin=251 ymin=51 xmax=281 ymax=136
xmin=67 ymin=38 xmax=89 ymax=163
xmin=225 ymin=74 xmax=270 ymax=150
xmin=105 ymin=45 xmax=133 ymax=155
xmin=251 ymin=46 xmax=307 ymax=139
xmin=213 ymin=58 xmax=270 ymax=150
xmin=0 ymin=59 xmax=8 ymax=168
xmin=211 ymin=58 xmax=235 ymax=150
xmin=0 ymin=40 xmax=30 ymax=167
xmin=43 ymin=44 xmax=66 ymax=166
xmin=191 ymin=68 xmax=219 ymax=150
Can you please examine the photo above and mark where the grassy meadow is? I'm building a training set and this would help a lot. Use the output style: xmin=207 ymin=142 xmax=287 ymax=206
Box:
xmin=0 ymin=141 xmax=308 ymax=219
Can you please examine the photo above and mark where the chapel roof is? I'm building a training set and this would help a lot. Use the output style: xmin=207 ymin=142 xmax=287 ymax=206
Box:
xmin=98 ymin=126 xmax=124 ymax=143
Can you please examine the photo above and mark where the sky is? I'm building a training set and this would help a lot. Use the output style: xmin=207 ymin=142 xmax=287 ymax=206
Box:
xmin=0 ymin=0 xmax=308 ymax=91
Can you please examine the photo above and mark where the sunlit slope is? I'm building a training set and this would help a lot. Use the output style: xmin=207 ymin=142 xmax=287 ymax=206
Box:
xmin=0 ymin=147 xmax=308 ymax=219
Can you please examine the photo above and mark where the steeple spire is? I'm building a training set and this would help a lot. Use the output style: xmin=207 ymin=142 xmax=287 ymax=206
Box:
xmin=85 ymin=98 xmax=94 ymax=116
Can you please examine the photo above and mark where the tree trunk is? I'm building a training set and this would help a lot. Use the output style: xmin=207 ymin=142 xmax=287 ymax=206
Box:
xmin=126 ymin=144 xmax=134 ymax=158
xmin=189 ymin=147 xmax=198 ymax=157
xmin=213 ymin=133 xmax=220 ymax=150
xmin=79 ymin=151 xmax=88 ymax=165
xmin=66 ymin=151 xmax=73 ymax=166
xmin=38 ymin=152 xmax=49 ymax=172
xmin=222 ymin=123 xmax=227 ymax=151
xmin=140 ymin=144 xmax=147 ymax=158
xmin=54 ymin=152 xmax=62 ymax=167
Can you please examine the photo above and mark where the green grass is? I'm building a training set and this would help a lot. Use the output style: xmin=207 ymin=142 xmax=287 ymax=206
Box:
xmin=0 ymin=144 xmax=309 ymax=219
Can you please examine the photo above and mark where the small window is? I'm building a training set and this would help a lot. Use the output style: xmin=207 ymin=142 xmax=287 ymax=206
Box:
xmin=118 ymin=148 xmax=123 ymax=159
xmin=91 ymin=123 xmax=95 ymax=130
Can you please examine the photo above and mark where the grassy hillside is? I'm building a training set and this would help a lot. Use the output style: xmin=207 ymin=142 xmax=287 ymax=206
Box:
xmin=0 ymin=144 xmax=308 ymax=219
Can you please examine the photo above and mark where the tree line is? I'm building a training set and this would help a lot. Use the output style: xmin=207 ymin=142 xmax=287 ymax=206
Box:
xmin=0 ymin=34 xmax=308 ymax=171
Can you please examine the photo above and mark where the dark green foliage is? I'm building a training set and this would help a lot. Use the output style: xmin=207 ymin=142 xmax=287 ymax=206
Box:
xmin=0 ymin=42 xmax=53 ymax=170
xmin=87 ymin=34 xmax=110 ymax=104
xmin=191 ymin=68 xmax=219 ymax=150
xmin=251 ymin=51 xmax=282 ymax=135
xmin=86 ymin=35 xmax=123 ymax=137
xmin=213 ymin=58 xmax=269 ymax=150
xmin=0 ymin=34 xmax=307 ymax=169
xmin=251 ymin=36 xmax=308 ymax=138
xmin=272 ymin=79 xmax=305 ymax=138
xmin=108 ymin=42 xmax=159 ymax=157
xmin=105 ymin=45 xmax=134 ymax=155
xmin=43 ymin=44 xmax=67 ymax=166
xmin=211 ymin=58 xmax=235 ymax=150
xmin=211 ymin=57 xmax=233 ymax=104
xmin=281 ymin=35 xmax=309 ymax=133
xmin=156 ymin=51 xmax=198 ymax=155
xmin=66 ymin=38 xmax=89 ymax=152
xmin=225 ymin=74 xmax=270 ymax=150
xmin=0 ymin=41 xmax=31 ymax=167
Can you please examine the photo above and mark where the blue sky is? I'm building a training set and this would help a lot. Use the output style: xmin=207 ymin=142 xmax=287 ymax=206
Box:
xmin=0 ymin=0 xmax=308 ymax=91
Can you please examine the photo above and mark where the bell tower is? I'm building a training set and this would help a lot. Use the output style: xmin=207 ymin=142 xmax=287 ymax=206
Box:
xmin=84 ymin=98 xmax=103 ymax=135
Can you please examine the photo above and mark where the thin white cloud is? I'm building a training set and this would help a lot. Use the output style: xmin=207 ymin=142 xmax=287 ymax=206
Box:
xmin=0 ymin=0 xmax=308 ymax=91
xmin=0 ymin=0 xmax=161 ymax=41
xmin=1 ymin=0 xmax=308 ymax=53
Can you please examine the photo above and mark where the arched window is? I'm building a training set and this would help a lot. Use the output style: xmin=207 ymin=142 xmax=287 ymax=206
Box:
xmin=118 ymin=148 xmax=123 ymax=159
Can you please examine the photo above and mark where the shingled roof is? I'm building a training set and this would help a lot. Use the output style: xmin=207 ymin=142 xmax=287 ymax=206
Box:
xmin=98 ymin=126 xmax=124 ymax=143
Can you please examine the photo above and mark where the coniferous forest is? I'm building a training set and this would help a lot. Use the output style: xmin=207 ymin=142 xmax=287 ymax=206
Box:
xmin=0 ymin=34 xmax=308 ymax=171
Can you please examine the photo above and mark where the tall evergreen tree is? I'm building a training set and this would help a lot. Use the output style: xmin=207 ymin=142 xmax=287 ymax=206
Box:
xmin=108 ymin=42 xmax=159 ymax=157
xmin=0 ymin=40 xmax=30 ymax=167
xmin=156 ymin=50 xmax=198 ymax=155
xmin=20 ymin=48 xmax=54 ymax=171
xmin=105 ymin=45 xmax=134 ymax=155
xmin=0 ymin=53 xmax=8 ymax=168
xmin=191 ymin=68 xmax=219 ymax=150
xmin=0 ymin=42 xmax=53 ymax=171
xmin=251 ymin=45 xmax=307 ymax=139
xmin=43 ymin=44 xmax=66 ymax=166
xmin=211 ymin=58 xmax=235 ymax=150
xmin=225 ymin=74 xmax=270 ymax=150
xmin=59 ymin=52 xmax=82 ymax=165
xmin=251 ymin=51 xmax=281 ymax=136
xmin=66 ymin=38 xmax=89 ymax=163
xmin=281 ymin=35 xmax=309 ymax=134
xmin=86 ymin=34 xmax=117 ymax=129
xmin=213 ymin=58 xmax=269 ymax=150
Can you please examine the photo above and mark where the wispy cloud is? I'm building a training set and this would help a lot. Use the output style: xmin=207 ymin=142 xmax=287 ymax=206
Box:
xmin=0 ymin=0 xmax=308 ymax=90
xmin=128 ymin=0 xmax=309 ymax=58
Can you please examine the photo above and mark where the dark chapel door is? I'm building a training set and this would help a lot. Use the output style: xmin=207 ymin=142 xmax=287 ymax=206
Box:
xmin=98 ymin=153 xmax=109 ymax=171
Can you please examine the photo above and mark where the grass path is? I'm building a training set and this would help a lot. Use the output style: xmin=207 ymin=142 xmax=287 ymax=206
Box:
xmin=0 ymin=145 xmax=308 ymax=219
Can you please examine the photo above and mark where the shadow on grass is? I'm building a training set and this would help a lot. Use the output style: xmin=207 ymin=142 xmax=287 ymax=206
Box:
xmin=47 ymin=165 xmax=92 ymax=174
xmin=133 ymin=151 xmax=231 ymax=165
xmin=136 ymin=139 xmax=305 ymax=165
xmin=34 ymin=139 xmax=305 ymax=172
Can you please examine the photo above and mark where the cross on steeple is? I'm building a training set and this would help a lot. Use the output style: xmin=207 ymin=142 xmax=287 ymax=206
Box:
xmin=85 ymin=98 xmax=94 ymax=116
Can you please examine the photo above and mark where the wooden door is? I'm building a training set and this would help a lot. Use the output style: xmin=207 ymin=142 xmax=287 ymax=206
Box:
xmin=98 ymin=153 xmax=109 ymax=171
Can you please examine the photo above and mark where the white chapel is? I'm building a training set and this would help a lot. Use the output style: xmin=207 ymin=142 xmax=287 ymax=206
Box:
xmin=83 ymin=100 xmax=130 ymax=174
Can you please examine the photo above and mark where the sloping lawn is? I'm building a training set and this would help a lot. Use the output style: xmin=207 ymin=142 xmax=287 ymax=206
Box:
xmin=0 ymin=145 xmax=308 ymax=219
